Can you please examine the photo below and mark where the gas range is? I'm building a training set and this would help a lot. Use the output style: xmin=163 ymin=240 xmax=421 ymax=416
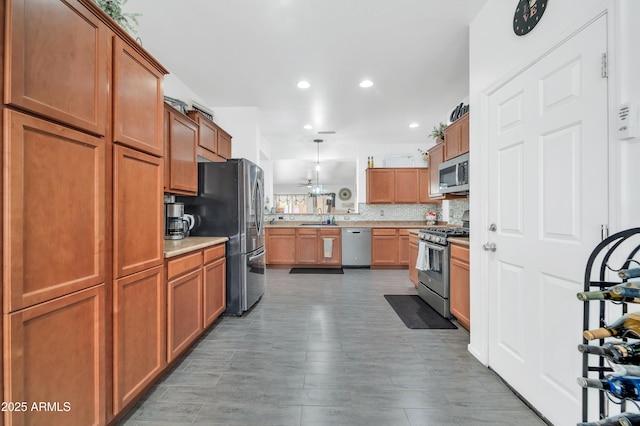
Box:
xmin=418 ymin=227 xmax=470 ymax=245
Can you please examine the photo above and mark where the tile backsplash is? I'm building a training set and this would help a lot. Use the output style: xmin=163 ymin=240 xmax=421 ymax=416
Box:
xmin=265 ymin=198 xmax=469 ymax=224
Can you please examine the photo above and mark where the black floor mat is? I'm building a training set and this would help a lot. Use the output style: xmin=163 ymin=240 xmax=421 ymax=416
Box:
xmin=384 ymin=295 xmax=457 ymax=329
xmin=289 ymin=268 xmax=344 ymax=274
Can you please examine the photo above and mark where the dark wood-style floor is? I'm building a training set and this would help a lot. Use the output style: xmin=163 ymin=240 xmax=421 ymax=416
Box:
xmin=119 ymin=269 xmax=546 ymax=425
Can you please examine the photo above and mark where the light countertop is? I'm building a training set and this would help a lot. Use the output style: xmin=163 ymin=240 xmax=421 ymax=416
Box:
xmin=448 ymin=237 xmax=470 ymax=246
xmin=164 ymin=236 xmax=228 ymax=258
xmin=265 ymin=220 xmax=449 ymax=229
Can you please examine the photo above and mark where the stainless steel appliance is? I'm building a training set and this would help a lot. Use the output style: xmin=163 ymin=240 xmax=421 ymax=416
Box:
xmin=438 ymin=152 xmax=469 ymax=194
xmin=341 ymin=228 xmax=371 ymax=267
xmin=164 ymin=202 xmax=190 ymax=240
xmin=417 ymin=224 xmax=469 ymax=318
xmin=178 ymin=159 xmax=265 ymax=315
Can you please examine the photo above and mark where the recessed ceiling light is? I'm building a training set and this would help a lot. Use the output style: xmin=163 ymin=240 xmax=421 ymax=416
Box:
xmin=304 ymin=124 xmax=313 ymax=130
xmin=297 ymin=80 xmax=311 ymax=89
xmin=409 ymin=123 xmax=420 ymax=128
xmin=359 ymin=80 xmax=374 ymax=88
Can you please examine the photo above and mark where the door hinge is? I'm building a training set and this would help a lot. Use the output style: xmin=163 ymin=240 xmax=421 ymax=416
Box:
xmin=601 ymin=224 xmax=609 ymax=241
xmin=601 ymin=52 xmax=608 ymax=78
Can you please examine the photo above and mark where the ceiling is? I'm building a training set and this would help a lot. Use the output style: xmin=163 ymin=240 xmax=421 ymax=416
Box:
xmin=126 ymin=0 xmax=487 ymax=184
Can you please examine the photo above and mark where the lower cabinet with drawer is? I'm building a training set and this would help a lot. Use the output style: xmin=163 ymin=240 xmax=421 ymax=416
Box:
xmin=449 ymin=242 xmax=470 ymax=331
xmin=166 ymin=251 xmax=204 ymax=363
xmin=371 ymin=228 xmax=413 ymax=268
xmin=165 ymin=243 xmax=227 ymax=363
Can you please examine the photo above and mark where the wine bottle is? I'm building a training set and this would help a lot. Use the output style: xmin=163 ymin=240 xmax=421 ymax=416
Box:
xmin=577 ymin=413 xmax=640 ymax=426
xmin=577 ymin=288 xmax=640 ymax=303
xmin=577 ymin=375 xmax=640 ymax=400
xmin=613 ymin=363 xmax=640 ymax=377
xmin=620 ymin=268 xmax=640 ymax=280
xmin=611 ymin=280 xmax=640 ymax=298
xmin=583 ymin=312 xmax=640 ymax=340
xmin=619 ymin=413 xmax=640 ymax=426
xmin=578 ymin=341 xmax=640 ymax=364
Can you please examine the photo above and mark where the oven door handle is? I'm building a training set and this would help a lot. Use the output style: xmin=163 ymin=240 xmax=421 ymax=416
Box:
xmin=424 ymin=242 xmax=446 ymax=252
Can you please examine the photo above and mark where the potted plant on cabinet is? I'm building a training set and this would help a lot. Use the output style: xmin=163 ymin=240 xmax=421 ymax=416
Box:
xmin=429 ymin=122 xmax=446 ymax=144
xmin=95 ymin=0 xmax=140 ymax=34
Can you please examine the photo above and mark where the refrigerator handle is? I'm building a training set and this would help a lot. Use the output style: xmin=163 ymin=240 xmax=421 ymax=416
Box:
xmin=249 ymin=247 xmax=266 ymax=261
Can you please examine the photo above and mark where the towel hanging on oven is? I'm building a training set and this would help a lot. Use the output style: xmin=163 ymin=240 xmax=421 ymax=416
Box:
xmin=416 ymin=241 xmax=429 ymax=271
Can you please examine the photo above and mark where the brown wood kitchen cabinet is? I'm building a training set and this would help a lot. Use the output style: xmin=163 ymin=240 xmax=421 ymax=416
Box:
xmin=371 ymin=228 xmax=400 ymax=267
xmin=114 ymin=145 xmax=164 ymax=279
xmin=427 ymin=143 xmax=445 ymax=200
xmin=367 ymin=168 xmax=434 ymax=204
xmin=113 ymin=265 xmax=166 ymax=413
xmin=203 ymin=244 xmax=226 ymax=328
xmin=166 ymin=252 xmax=204 ymax=363
xmin=296 ymin=228 xmax=320 ymax=264
xmin=5 ymin=0 xmax=109 ymax=135
xmin=266 ymin=228 xmax=297 ymax=265
xmin=443 ymin=113 xmax=469 ymax=161
xmin=319 ymin=228 xmax=342 ymax=266
xmin=394 ymin=169 xmax=419 ymax=203
xmin=408 ymin=233 xmax=419 ymax=288
xmin=372 ymin=228 xmax=413 ymax=268
xmin=4 ymin=111 xmax=106 ymax=312
xmin=113 ymin=37 xmax=165 ymax=157
xmin=164 ymin=103 xmax=198 ymax=195
xmin=366 ymin=169 xmax=395 ymax=203
xmin=4 ymin=285 xmax=106 ymax=426
xmin=216 ymin=126 xmax=233 ymax=159
xmin=187 ymin=110 xmax=224 ymax=162
xmin=398 ymin=228 xmax=410 ymax=266
xmin=450 ymin=241 xmax=470 ymax=331
xmin=3 ymin=1 xmax=169 ymax=424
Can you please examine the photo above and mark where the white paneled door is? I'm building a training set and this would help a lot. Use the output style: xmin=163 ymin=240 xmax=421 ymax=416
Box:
xmin=486 ymin=15 xmax=608 ymax=426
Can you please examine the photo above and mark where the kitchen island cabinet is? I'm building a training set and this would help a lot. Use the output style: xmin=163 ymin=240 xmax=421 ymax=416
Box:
xmin=449 ymin=239 xmax=470 ymax=331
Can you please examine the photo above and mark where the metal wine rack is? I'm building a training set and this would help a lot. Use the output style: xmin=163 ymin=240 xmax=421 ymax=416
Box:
xmin=581 ymin=227 xmax=640 ymax=422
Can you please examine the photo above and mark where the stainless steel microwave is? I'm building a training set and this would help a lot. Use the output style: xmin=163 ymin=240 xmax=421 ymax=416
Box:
xmin=438 ymin=153 xmax=469 ymax=193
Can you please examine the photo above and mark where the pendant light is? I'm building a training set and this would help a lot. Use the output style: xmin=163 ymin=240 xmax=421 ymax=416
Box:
xmin=311 ymin=139 xmax=323 ymax=195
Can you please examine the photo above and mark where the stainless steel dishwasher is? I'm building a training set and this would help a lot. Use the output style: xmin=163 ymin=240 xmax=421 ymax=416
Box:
xmin=341 ymin=228 xmax=371 ymax=267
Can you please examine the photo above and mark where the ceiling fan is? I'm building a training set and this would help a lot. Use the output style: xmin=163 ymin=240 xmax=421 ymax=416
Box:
xmin=297 ymin=178 xmax=313 ymax=188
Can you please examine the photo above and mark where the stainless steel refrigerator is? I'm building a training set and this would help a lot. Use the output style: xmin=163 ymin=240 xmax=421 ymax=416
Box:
xmin=178 ymin=159 xmax=265 ymax=315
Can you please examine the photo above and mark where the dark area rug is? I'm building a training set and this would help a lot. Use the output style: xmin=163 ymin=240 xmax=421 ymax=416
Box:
xmin=384 ymin=295 xmax=457 ymax=329
xmin=289 ymin=268 xmax=344 ymax=274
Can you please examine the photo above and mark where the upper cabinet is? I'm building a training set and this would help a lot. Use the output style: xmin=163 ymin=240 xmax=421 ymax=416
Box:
xmin=5 ymin=0 xmax=109 ymax=135
xmin=165 ymin=104 xmax=198 ymax=195
xmin=187 ymin=110 xmax=232 ymax=162
xmin=443 ymin=113 xmax=469 ymax=161
xmin=367 ymin=168 xmax=440 ymax=204
xmin=113 ymin=37 xmax=165 ymax=157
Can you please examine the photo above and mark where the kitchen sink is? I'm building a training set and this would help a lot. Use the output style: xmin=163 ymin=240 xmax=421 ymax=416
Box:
xmin=299 ymin=223 xmax=338 ymax=226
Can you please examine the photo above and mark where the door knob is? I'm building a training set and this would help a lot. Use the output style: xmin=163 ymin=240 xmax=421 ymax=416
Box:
xmin=488 ymin=223 xmax=497 ymax=232
xmin=483 ymin=242 xmax=497 ymax=252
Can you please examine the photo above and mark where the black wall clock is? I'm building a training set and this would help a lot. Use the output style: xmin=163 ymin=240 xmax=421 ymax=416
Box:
xmin=513 ymin=0 xmax=548 ymax=36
